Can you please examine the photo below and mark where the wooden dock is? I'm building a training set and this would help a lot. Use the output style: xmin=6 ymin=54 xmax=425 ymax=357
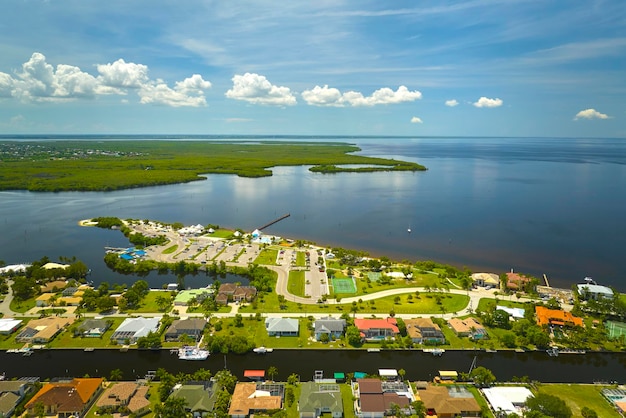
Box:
xmin=257 ymin=213 xmax=290 ymax=231
xmin=543 ymin=274 xmax=550 ymax=287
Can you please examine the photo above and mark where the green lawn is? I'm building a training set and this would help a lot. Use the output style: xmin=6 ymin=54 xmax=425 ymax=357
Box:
xmin=162 ymin=244 xmax=178 ymax=254
xmin=537 ymin=384 xmax=620 ymax=417
xmin=10 ymin=297 xmax=36 ymax=313
xmin=296 ymin=251 xmax=306 ymax=267
xmin=254 ymin=249 xmax=278 ymax=265
xmin=47 ymin=317 xmax=127 ymax=348
xmin=288 ymin=270 xmax=306 ymax=297
xmin=123 ymin=291 xmax=171 ymax=313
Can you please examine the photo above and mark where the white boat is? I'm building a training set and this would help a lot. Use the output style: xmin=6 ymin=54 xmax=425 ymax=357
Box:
xmin=253 ymin=346 xmax=273 ymax=354
xmin=178 ymin=346 xmax=210 ymax=360
xmin=423 ymin=348 xmax=445 ymax=356
xmin=546 ymin=347 xmax=559 ymax=357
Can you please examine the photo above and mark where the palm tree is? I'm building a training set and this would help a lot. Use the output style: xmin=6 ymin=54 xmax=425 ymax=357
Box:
xmin=267 ymin=366 xmax=278 ymax=381
xmin=109 ymin=368 xmax=123 ymax=381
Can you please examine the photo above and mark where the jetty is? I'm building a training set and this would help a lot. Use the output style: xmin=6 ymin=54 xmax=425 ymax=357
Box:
xmin=257 ymin=213 xmax=290 ymax=231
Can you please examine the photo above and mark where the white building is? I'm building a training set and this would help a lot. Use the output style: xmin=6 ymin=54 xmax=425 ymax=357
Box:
xmin=110 ymin=316 xmax=161 ymax=344
xmin=482 ymin=386 xmax=534 ymax=415
xmin=576 ymin=283 xmax=614 ymax=300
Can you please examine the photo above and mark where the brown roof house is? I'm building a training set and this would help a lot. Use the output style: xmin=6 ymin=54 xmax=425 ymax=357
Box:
xmin=228 ymin=382 xmax=282 ymax=418
xmin=505 ymin=270 xmax=534 ymax=292
xmin=26 ymin=377 xmax=103 ymax=418
xmin=354 ymin=378 xmax=412 ymax=418
xmin=16 ymin=317 xmax=74 ymax=344
xmin=95 ymin=381 xmax=150 ymax=416
xmin=417 ymin=385 xmax=481 ymax=418
xmin=448 ymin=317 xmax=488 ymax=340
xmin=404 ymin=318 xmax=445 ymax=345
xmin=217 ymin=284 xmax=257 ymax=305
xmin=164 ymin=318 xmax=207 ymax=342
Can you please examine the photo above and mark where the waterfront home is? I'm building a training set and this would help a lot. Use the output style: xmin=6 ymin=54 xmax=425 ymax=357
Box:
xmin=0 ymin=380 xmax=33 ymax=418
xmin=353 ymin=378 xmax=412 ymax=418
xmin=0 ymin=318 xmax=22 ymax=335
xmin=535 ymin=306 xmax=583 ymax=328
xmin=576 ymin=283 xmax=615 ymax=301
xmin=470 ymin=272 xmax=499 ymax=288
xmin=313 ymin=317 xmax=346 ymax=341
xmin=505 ymin=271 xmax=534 ymax=292
xmin=228 ymin=382 xmax=282 ymax=418
xmin=416 ymin=385 xmax=481 ymax=418
xmin=26 ymin=377 xmax=103 ymax=418
xmin=95 ymin=381 xmax=150 ymax=416
xmin=496 ymin=305 xmax=525 ymax=320
xmin=216 ymin=284 xmax=257 ymax=305
xmin=266 ymin=317 xmax=299 ymax=337
xmin=404 ymin=318 xmax=445 ymax=345
xmin=110 ymin=316 xmax=161 ymax=344
xmin=174 ymin=289 xmax=213 ymax=306
xmin=40 ymin=280 xmax=67 ymax=293
xmin=16 ymin=317 xmax=74 ymax=344
xmin=481 ymin=386 xmax=534 ymax=416
xmin=353 ymin=318 xmax=399 ymax=342
xmin=164 ymin=318 xmax=207 ymax=342
xmin=170 ymin=381 xmax=220 ymax=417
xmin=298 ymin=381 xmax=343 ymax=418
xmin=447 ymin=317 xmax=487 ymax=340
xmin=75 ymin=318 xmax=112 ymax=338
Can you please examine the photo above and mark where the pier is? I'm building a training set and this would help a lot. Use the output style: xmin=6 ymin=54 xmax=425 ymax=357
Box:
xmin=543 ymin=274 xmax=550 ymax=287
xmin=257 ymin=213 xmax=290 ymax=231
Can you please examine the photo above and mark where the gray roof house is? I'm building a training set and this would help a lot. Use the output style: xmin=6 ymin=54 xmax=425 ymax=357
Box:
xmin=314 ymin=317 xmax=346 ymax=341
xmin=75 ymin=319 xmax=112 ymax=338
xmin=265 ymin=317 xmax=299 ymax=337
xmin=170 ymin=381 xmax=220 ymax=417
xmin=164 ymin=318 xmax=207 ymax=342
xmin=110 ymin=316 xmax=161 ymax=344
xmin=299 ymin=381 xmax=343 ymax=418
xmin=0 ymin=380 xmax=32 ymax=418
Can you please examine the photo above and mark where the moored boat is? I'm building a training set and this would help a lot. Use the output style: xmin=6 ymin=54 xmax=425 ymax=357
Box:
xmin=253 ymin=346 xmax=273 ymax=354
xmin=178 ymin=346 xmax=210 ymax=360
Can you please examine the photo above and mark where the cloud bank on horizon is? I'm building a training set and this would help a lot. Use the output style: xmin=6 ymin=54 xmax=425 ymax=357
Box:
xmin=0 ymin=1 xmax=624 ymax=137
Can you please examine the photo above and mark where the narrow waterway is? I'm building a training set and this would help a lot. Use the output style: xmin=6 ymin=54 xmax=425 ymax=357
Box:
xmin=2 ymin=349 xmax=624 ymax=384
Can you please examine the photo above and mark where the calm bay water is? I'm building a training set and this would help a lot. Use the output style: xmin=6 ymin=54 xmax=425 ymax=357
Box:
xmin=1 ymin=136 xmax=625 ymax=290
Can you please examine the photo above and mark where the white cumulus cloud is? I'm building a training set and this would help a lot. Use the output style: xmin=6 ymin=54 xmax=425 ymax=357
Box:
xmin=139 ymin=75 xmax=212 ymax=107
xmin=226 ymin=73 xmax=296 ymax=106
xmin=445 ymin=99 xmax=459 ymax=107
xmin=302 ymin=85 xmax=421 ymax=107
xmin=0 ymin=72 xmax=13 ymax=97
xmin=410 ymin=116 xmax=423 ymax=124
xmin=473 ymin=96 xmax=503 ymax=108
xmin=574 ymin=108 xmax=610 ymax=120
xmin=97 ymin=59 xmax=149 ymax=88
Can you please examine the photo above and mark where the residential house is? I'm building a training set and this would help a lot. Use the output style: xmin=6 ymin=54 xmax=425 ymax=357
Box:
xmin=505 ymin=271 xmax=533 ymax=292
xmin=57 ymin=296 xmax=82 ymax=306
xmin=170 ymin=381 xmax=220 ymax=417
xmin=110 ymin=316 xmax=161 ymax=344
xmin=496 ymin=305 xmax=526 ymax=320
xmin=266 ymin=317 xmax=299 ymax=336
xmin=0 ymin=380 xmax=33 ymax=418
xmin=233 ymin=286 xmax=257 ymax=303
xmin=417 ymin=385 xmax=481 ymax=418
xmin=353 ymin=318 xmax=399 ymax=342
xmin=228 ymin=382 xmax=282 ymax=418
xmin=470 ymin=273 xmax=500 ymax=288
xmin=313 ymin=317 xmax=346 ymax=341
xmin=174 ymin=289 xmax=213 ymax=306
xmin=95 ymin=382 xmax=150 ymax=416
xmin=16 ymin=317 xmax=74 ymax=344
xmin=75 ymin=318 xmax=112 ymax=338
xmin=354 ymin=378 xmax=411 ymax=418
xmin=164 ymin=318 xmax=207 ymax=342
xmin=25 ymin=378 xmax=103 ymax=418
xmin=447 ymin=317 xmax=487 ymax=340
xmin=35 ymin=293 xmax=55 ymax=307
xmin=576 ymin=284 xmax=615 ymax=301
xmin=0 ymin=318 xmax=22 ymax=335
xmin=40 ymin=280 xmax=67 ymax=293
xmin=535 ymin=306 xmax=583 ymax=328
xmin=298 ymin=381 xmax=343 ymax=418
xmin=404 ymin=318 xmax=445 ymax=345
xmin=216 ymin=284 xmax=257 ymax=305
xmin=62 ymin=287 xmax=78 ymax=297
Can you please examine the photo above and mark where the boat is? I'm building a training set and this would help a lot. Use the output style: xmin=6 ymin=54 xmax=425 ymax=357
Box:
xmin=546 ymin=347 xmax=559 ymax=357
xmin=178 ymin=346 xmax=210 ymax=360
xmin=423 ymin=348 xmax=445 ymax=356
xmin=253 ymin=346 xmax=274 ymax=354
xmin=485 ymin=349 xmax=497 ymax=353
xmin=84 ymin=347 xmax=95 ymax=352
xmin=367 ymin=348 xmax=381 ymax=353
xmin=558 ymin=349 xmax=586 ymax=355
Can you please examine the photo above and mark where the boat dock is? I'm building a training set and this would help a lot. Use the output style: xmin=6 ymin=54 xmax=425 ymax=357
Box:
xmin=257 ymin=213 xmax=290 ymax=231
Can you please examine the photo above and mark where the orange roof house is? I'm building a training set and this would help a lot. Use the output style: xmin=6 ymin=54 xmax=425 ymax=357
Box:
xmin=505 ymin=271 xmax=533 ymax=291
xmin=26 ymin=377 xmax=103 ymax=418
xmin=535 ymin=306 xmax=583 ymax=328
xmin=353 ymin=318 xmax=399 ymax=341
xmin=228 ymin=382 xmax=282 ymax=418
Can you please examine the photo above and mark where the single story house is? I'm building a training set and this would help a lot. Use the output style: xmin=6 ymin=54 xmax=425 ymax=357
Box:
xmin=313 ymin=317 xmax=346 ymax=341
xmin=482 ymin=386 xmax=534 ymax=416
xmin=40 ymin=280 xmax=67 ymax=293
xmin=110 ymin=316 xmax=161 ymax=344
xmin=576 ymin=283 xmax=614 ymax=300
xmin=164 ymin=318 xmax=207 ymax=342
xmin=170 ymin=381 xmax=220 ymax=417
xmin=95 ymin=382 xmax=150 ymax=416
xmin=535 ymin=306 xmax=583 ymax=328
xmin=16 ymin=317 xmax=74 ymax=343
xmin=174 ymin=289 xmax=213 ymax=306
xmin=35 ymin=293 xmax=56 ymax=307
xmin=404 ymin=318 xmax=445 ymax=345
xmin=266 ymin=317 xmax=299 ymax=337
xmin=0 ymin=380 xmax=32 ymax=418
xmin=470 ymin=272 xmax=500 ymax=288
xmin=228 ymin=382 xmax=282 ymax=418
xmin=353 ymin=318 xmax=399 ymax=342
xmin=75 ymin=318 xmax=112 ymax=338
xmin=0 ymin=318 xmax=22 ymax=335
xmin=447 ymin=317 xmax=487 ymax=340
xmin=26 ymin=378 xmax=103 ymax=418
xmin=298 ymin=381 xmax=343 ymax=418
xmin=417 ymin=385 xmax=481 ymax=418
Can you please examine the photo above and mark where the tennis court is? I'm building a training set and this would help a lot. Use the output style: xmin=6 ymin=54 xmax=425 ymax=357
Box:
xmin=331 ymin=277 xmax=357 ymax=294
xmin=607 ymin=321 xmax=626 ymax=339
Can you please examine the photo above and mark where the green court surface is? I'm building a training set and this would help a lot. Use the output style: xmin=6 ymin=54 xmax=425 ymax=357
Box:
xmin=331 ymin=277 xmax=357 ymax=293
xmin=607 ymin=321 xmax=626 ymax=339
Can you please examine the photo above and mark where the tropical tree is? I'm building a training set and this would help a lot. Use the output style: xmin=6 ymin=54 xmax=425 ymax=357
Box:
xmin=525 ymin=393 xmax=572 ymax=418
xmin=109 ymin=368 xmax=123 ymax=381
xmin=154 ymin=396 xmax=190 ymax=418
xmin=469 ymin=366 xmax=496 ymax=387
xmin=267 ymin=366 xmax=278 ymax=381
xmin=411 ymin=400 xmax=426 ymax=418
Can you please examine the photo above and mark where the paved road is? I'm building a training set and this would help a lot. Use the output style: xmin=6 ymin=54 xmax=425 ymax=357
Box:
xmin=0 ymin=279 xmax=15 ymax=316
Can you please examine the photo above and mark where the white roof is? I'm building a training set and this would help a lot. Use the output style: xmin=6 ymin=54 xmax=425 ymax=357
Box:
xmin=265 ymin=317 xmax=299 ymax=333
xmin=577 ymin=284 xmax=614 ymax=296
xmin=0 ymin=264 xmax=30 ymax=274
xmin=114 ymin=316 xmax=161 ymax=337
xmin=496 ymin=305 xmax=525 ymax=319
xmin=482 ymin=387 xmax=533 ymax=414
xmin=379 ymin=369 xmax=398 ymax=377
xmin=42 ymin=262 xmax=69 ymax=270
xmin=0 ymin=318 xmax=22 ymax=332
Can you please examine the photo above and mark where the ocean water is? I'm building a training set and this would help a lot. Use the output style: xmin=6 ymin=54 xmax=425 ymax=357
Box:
xmin=0 ymin=136 xmax=624 ymax=290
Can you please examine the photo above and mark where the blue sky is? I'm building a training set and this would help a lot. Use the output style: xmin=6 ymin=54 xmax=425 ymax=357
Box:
xmin=0 ymin=0 xmax=624 ymax=137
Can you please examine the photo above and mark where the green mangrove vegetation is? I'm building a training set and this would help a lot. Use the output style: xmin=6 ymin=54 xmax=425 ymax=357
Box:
xmin=0 ymin=140 xmax=427 ymax=191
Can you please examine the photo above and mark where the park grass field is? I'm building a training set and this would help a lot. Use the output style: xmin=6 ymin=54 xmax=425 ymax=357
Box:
xmin=537 ymin=383 xmax=621 ymax=417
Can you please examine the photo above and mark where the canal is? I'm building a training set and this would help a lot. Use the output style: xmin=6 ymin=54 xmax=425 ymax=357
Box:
xmin=2 ymin=349 xmax=624 ymax=383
